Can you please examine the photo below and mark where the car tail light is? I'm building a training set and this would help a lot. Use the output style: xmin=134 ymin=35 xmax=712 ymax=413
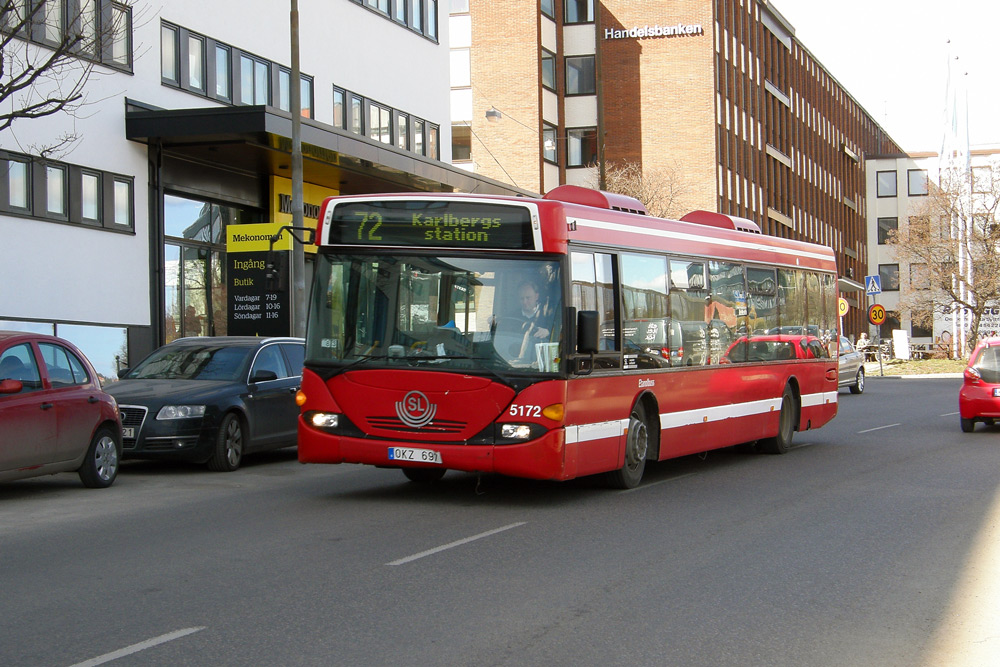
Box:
xmin=965 ymin=367 xmax=982 ymax=383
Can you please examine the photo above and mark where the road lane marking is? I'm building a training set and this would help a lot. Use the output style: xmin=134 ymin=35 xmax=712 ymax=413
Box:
xmin=857 ymin=423 xmax=901 ymax=434
xmin=621 ymin=472 xmax=697 ymax=493
xmin=387 ymin=522 xmax=526 ymax=566
xmin=941 ymin=411 xmax=959 ymax=417
xmin=68 ymin=627 xmax=205 ymax=667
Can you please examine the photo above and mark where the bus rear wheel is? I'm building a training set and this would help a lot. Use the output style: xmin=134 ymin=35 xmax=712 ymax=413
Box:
xmin=759 ymin=386 xmax=797 ymax=455
xmin=606 ymin=404 xmax=649 ymax=489
xmin=402 ymin=468 xmax=446 ymax=483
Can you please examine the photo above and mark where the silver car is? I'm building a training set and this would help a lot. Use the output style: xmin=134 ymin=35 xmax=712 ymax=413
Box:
xmin=838 ymin=335 xmax=865 ymax=394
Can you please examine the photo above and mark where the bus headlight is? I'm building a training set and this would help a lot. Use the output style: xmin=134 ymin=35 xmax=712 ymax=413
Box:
xmin=501 ymin=424 xmax=533 ymax=440
xmin=310 ymin=412 xmax=340 ymax=429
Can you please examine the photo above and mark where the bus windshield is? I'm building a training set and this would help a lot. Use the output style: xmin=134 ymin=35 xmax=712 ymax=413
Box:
xmin=307 ymin=253 xmax=563 ymax=374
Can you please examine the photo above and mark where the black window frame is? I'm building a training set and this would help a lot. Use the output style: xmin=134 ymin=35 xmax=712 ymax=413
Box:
xmin=0 ymin=149 xmax=133 ymax=233
xmin=541 ymin=49 xmax=556 ymax=90
xmin=876 ymin=170 xmax=897 ymax=198
xmin=565 ymin=54 xmax=596 ymax=95
xmin=878 ymin=263 xmax=900 ymax=292
xmin=907 ymin=169 xmax=929 ymax=197
xmin=877 ymin=216 xmax=897 ymax=244
xmin=566 ymin=126 xmax=598 ymax=167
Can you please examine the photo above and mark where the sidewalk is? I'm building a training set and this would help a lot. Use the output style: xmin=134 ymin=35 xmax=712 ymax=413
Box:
xmin=862 ymin=361 xmax=963 ymax=379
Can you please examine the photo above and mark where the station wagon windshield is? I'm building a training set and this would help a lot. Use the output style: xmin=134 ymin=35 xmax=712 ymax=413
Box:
xmin=128 ymin=344 xmax=253 ymax=381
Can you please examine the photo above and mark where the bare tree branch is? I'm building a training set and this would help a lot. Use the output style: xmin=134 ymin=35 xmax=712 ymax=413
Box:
xmin=593 ymin=159 xmax=692 ymax=219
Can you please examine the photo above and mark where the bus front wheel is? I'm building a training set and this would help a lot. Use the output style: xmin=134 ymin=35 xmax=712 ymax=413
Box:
xmin=606 ymin=404 xmax=649 ymax=489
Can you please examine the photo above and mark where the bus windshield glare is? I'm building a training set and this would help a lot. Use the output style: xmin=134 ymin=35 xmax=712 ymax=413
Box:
xmin=307 ymin=254 xmax=563 ymax=374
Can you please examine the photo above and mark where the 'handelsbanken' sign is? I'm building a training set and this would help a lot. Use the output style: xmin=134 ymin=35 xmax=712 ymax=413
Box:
xmin=604 ymin=23 xmax=704 ymax=40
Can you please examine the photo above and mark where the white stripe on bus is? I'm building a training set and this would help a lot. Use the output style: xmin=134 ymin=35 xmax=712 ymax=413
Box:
xmin=564 ymin=391 xmax=837 ymax=443
xmin=572 ymin=217 xmax=834 ymax=263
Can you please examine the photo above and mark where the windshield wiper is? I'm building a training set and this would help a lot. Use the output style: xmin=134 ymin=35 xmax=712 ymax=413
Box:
xmin=407 ymin=353 xmax=516 ymax=388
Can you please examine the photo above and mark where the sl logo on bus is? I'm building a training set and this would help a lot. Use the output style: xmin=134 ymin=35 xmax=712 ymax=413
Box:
xmin=395 ymin=390 xmax=437 ymax=428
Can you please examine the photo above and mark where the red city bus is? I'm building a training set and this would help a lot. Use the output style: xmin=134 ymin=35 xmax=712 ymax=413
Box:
xmin=296 ymin=185 xmax=840 ymax=488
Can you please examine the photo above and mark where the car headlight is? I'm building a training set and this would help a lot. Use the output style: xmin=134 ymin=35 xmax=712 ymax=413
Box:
xmin=156 ymin=405 xmax=206 ymax=420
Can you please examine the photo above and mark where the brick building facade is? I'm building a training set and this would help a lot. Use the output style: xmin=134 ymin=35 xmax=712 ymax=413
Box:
xmin=450 ymin=0 xmax=905 ymax=337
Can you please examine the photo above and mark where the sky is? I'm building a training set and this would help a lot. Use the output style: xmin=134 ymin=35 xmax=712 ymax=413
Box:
xmin=770 ymin=0 xmax=1000 ymax=152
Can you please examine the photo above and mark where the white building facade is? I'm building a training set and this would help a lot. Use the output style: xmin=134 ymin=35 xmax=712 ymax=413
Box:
xmin=865 ymin=146 xmax=1000 ymax=357
xmin=1 ymin=0 xmax=525 ymax=377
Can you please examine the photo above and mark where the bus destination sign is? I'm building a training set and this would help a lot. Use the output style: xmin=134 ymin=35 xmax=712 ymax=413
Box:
xmin=327 ymin=200 xmax=535 ymax=250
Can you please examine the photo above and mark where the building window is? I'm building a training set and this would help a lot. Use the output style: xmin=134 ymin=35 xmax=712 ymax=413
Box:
xmin=42 ymin=0 xmax=62 ymax=44
xmin=413 ymin=0 xmax=423 ymax=32
xmin=215 ymin=45 xmax=231 ymax=101
xmin=566 ymin=55 xmax=595 ymax=95
xmin=6 ymin=158 xmax=30 ymax=210
xmin=238 ymin=54 xmax=269 ymax=105
xmin=300 ymin=77 xmax=313 ymax=118
xmin=366 ymin=0 xmax=390 ymax=14
xmin=427 ymin=0 xmax=438 ymax=40
xmin=452 ymin=124 xmax=470 ymax=161
xmin=109 ymin=2 xmax=131 ymax=67
xmin=910 ymin=263 xmax=929 ymax=290
xmin=113 ymin=179 xmax=132 ymax=229
xmin=414 ymin=119 xmax=425 ymax=155
xmin=879 ymin=311 xmax=901 ymax=339
xmin=876 ymin=170 xmax=896 ymax=197
xmin=397 ymin=114 xmax=410 ymax=151
xmin=878 ymin=264 xmax=900 ymax=291
xmin=911 ymin=311 xmax=933 ymax=338
xmin=77 ymin=0 xmax=98 ymax=56
xmin=541 ymin=50 xmax=555 ymax=90
xmin=908 ymin=169 xmax=929 ymax=196
xmin=567 ymin=127 xmax=597 ymax=167
xmin=394 ymin=0 xmax=408 ymax=23
xmin=81 ymin=171 xmax=100 ymax=224
xmin=427 ymin=124 xmax=439 ymax=159
xmin=369 ymin=102 xmax=392 ymax=143
xmin=161 ymin=24 xmax=179 ymax=83
xmin=877 ymin=217 xmax=897 ymax=244
xmin=543 ymin=125 xmax=557 ymax=163
xmin=46 ymin=165 xmax=66 ymax=217
xmin=333 ymin=88 xmax=346 ymax=128
xmin=188 ymin=34 xmax=205 ymax=92
xmin=349 ymin=94 xmax=364 ymax=135
xmin=541 ymin=0 xmax=554 ymax=19
xmin=564 ymin=0 xmax=594 ymax=24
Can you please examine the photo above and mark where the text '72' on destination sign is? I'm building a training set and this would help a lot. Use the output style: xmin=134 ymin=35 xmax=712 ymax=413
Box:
xmin=326 ymin=200 xmax=536 ymax=250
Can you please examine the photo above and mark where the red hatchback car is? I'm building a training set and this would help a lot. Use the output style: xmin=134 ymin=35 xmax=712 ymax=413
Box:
xmin=959 ymin=338 xmax=1000 ymax=432
xmin=0 ymin=331 xmax=122 ymax=487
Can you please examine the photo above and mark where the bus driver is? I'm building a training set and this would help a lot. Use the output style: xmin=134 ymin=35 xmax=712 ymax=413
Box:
xmin=516 ymin=280 xmax=550 ymax=340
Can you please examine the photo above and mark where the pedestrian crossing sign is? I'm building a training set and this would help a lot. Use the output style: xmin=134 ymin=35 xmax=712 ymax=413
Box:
xmin=865 ymin=275 xmax=882 ymax=295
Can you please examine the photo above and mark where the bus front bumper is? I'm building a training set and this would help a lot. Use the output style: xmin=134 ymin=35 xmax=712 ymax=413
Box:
xmin=297 ymin=420 xmax=574 ymax=481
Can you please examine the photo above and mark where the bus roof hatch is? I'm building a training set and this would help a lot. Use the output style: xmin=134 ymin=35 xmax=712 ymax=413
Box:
xmin=544 ymin=185 xmax=648 ymax=216
xmin=680 ymin=210 xmax=762 ymax=234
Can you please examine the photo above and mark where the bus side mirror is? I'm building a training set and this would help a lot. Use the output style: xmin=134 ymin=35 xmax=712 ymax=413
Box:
xmin=577 ymin=310 xmax=599 ymax=354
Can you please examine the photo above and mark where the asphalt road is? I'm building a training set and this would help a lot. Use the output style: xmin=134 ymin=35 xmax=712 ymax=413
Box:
xmin=2 ymin=375 xmax=999 ymax=666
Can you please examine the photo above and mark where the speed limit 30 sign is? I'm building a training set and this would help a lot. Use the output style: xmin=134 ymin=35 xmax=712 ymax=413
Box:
xmin=868 ymin=303 xmax=886 ymax=326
